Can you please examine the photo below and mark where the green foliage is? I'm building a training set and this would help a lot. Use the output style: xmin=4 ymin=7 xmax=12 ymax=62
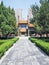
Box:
xmin=0 ymin=1 xmax=16 ymax=38
xmin=30 ymin=37 xmax=49 ymax=55
xmin=39 ymin=37 xmax=49 ymax=42
xmin=36 ymin=2 xmax=49 ymax=33
xmin=1 ymin=1 xmax=3 ymax=6
xmin=31 ymin=1 xmax=49 ymax=35
xmin=31 ymin=5 xmax=39 ymax=23
xmin=40 ymin=0 xmax=48 ymax=4
xmin=0 ymin=37 xmax=19 ymax=58
xmin=31 ymin=5 xmax=39 ymax=18
xmin=30 ymin=18 xmax=35 ymax=24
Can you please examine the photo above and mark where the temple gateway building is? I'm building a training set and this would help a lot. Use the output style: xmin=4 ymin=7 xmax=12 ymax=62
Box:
xmin=15 ymin=9 xmax=35 ymax=36
xmin=18 ymin=20 xmax=35 ymax=36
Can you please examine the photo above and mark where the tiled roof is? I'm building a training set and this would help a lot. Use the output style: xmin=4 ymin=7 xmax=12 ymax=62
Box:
xmin=20 ymin=28 xmax=26 ymax=32
xmin=18 ymin=20 xmax=28 ymax=24
xmin=16 ymin=20 xmax=35 ymax=27
xmin=28 ymin=23 xmax=34 ymax=27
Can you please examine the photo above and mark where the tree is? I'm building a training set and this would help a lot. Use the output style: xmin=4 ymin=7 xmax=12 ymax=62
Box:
xmin=1 ymin=22 xmax=12 ymax=38
xmin=31 ymin=5 xmax=39 ymax=18
xmin=31 ymin=5 xmax=39 ymax=24
xmin=1 ymin=1 xmax=3 ymax=6
xmin=31 ymin=0 xmax=49 ymax=37
xmin=0 ymin=1 xmax=17 ymax=38
xmin=40 ymin=0 xmax=48 ymax=4
xmin=35 ymin=1 xmax=49 ymax=37
xmin=30 ymin=18 xmax=35 ymax=23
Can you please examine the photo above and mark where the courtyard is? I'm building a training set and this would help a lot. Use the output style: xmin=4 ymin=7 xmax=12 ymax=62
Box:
xmin=0 ymin=0 xmax=49 ymax=65
xmin=0 ymin=37 xmax=49 ymax=65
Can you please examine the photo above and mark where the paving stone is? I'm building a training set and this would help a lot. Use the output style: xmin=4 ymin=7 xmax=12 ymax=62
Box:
xmin=0 ymin=37 xmax=49 ymax=65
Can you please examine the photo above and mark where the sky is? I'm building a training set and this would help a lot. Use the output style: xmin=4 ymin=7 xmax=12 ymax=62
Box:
xmin=0 ymin=0 xmax=40 ymax=19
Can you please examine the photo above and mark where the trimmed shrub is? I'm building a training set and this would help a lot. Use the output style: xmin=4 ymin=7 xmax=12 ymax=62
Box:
xmin=30 ymin=37 xmax=49 ymax=55
xmin=0 ymin=37 xmax=19 ymax=58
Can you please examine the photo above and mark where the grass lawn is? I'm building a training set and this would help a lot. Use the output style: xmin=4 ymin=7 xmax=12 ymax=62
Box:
xmin=29 ymin=37 xmax=49 ymax=55
xmin=0 ymin=37 xmax=19 ymax=58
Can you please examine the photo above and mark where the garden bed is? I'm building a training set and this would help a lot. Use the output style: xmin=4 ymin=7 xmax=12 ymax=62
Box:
xmin=0 ymin=37 xmax=19 ymax=58
xmin=29 ymin=37 xmax=49 ymax=55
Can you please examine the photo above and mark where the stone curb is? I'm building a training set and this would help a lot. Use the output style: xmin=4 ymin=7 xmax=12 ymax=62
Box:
xmin=0 ymin=43 xmax=16 ymax=64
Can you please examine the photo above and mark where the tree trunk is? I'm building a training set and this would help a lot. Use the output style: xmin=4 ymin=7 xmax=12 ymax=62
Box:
xmin=46 ymin=33 xmax=48 ymax=37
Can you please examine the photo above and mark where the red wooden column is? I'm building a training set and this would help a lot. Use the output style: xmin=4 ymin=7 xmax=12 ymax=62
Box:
xmin=18 ymin=16 xmax=20 ymax=36
xmin=18 ymin=28 xmax=20 ymax=36
xmin=28 ymin=29 xmax=30 ymax=36
xmin=27 ymin=15 xmax=30 ymax=36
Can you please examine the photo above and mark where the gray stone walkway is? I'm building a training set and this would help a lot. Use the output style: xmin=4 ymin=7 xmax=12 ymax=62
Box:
xmin=0 ymin=37 xmax=49 ymax=65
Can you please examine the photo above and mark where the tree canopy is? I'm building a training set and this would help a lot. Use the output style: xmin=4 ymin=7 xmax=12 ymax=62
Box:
xmin=31 ymin=0 xmax=49 ymax=37
xmin=0 ymin=1 xmax=16 ymax=38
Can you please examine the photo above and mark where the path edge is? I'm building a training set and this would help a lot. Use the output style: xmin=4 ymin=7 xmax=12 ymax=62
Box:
xmin=0 ymin=43 xmax=16 ymax=64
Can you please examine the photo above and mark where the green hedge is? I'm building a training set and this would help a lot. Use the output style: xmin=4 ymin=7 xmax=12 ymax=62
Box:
xmin=0 ymin=40 xmax=7 ymax=45
xmin=0 ymin=37 xmax=19 ymax=58
xmin=29 ymin=37 xmax=49 ymax=55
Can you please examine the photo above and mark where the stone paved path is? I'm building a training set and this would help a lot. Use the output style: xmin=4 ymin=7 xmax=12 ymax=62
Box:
xmin=0 ymin=37 xmax=49 ymax=65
